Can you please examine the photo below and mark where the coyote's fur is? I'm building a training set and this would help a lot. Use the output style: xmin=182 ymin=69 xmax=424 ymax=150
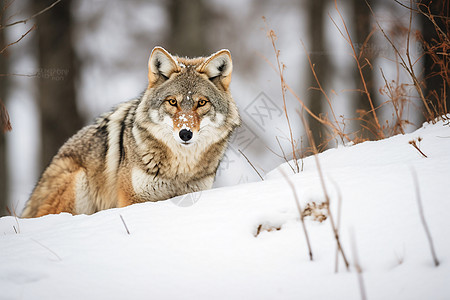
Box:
xmin=22 ymin=47 xmax=240 ymax=217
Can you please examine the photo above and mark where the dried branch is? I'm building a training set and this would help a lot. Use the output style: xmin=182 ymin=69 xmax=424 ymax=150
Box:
xmin=0 ymin=0 xmax=61 ymax=29
xmin=298 ymin=109 xmax=350 ymax=270
xmin=0 ymin=72 xmax=37 ymax=77
xmin=300 ymin=39 xmax=346 ymax=144
xmin=238 ymin=149 xmax=264 ymax=181
xmin=0 ymin=24 xmax=35 ymax=54
xmin=31 ymin=238 xmax=62 ymax=261
xmin=330 ymin=178 xmax=343 ymax=273
xmin=258 ymin=43 xmax=352 ymax=149
xmin=6 ymin=205 xmax=20 ymax=233
xmin=275 ymin=136 xmax=296 ymax=173
xmin=120 ymin=214 xmax=130 ymax=235
xmin=410 ymin=168 xmax=439 ymax=267
xmin=331 ymin=0 xmax=384 ymax=139
xmin=380 ymin=68 xmax=407 ymax=135
xmin=393 ymin=0 xmax=449 ymax=43
xmin=350 ymin=230 xmax=367 ymax=300
xmin=264 ymin=18 xmax=300 ymax=172
xmin=394 ymin=0 xmax=450 ymax=20
xmin=262 ymin=21 xmax=350 ymax=267
xmin=409 ymin=138 xmax=428 ymax=158
xmin=257 ymin=51 xmax=331 ymax=128
xmin=364 ymin=0 xmax=433 ymax=118
xmin=279 ymin=168 xmax=313 ymax=261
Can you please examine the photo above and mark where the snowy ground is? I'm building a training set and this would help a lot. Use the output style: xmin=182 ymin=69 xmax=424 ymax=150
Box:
xmin=1 ymin=118 xmax=449 ymax=300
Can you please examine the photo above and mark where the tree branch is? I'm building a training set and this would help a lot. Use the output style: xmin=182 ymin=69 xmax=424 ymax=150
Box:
xmin=0 ymin=0 xmax=61 ymax=29
xmin=0 ymin=24 xmax=35 ymax=54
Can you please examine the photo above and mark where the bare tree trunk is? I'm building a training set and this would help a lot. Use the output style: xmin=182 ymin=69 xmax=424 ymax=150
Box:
xmin=420 ymin=0 xmax=449 ymax=117
xmin=34 ymin=0 xmax=83 ymax=171
xmin=352 ymin=0 xmax=377 ymax=140
xmin=306 ymin=0 xmax=330 ymax=150
xmin=0 ymin=0 xmax=9 ymax=216
xmin=166 ymin=0 xmax=210 ymax=56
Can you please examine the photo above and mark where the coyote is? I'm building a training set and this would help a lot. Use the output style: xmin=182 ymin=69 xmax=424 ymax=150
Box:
xmin=22 ymin=47 xmax=240 ymax=217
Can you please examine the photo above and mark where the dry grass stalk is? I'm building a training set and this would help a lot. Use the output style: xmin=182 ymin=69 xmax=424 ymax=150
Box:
xmin=409 ymin=137 xmax=427 ymax=158
xmin=238 ymin=149 xmax=264 ymax=181
xmin=264 ymin=18 xmax=300 ymax=173
xmin=415 ymin=2 xmax=449 ymax=118
xmin=120 ymin=214 xmax=131 ymax=235
xmin=410 ymin=168 xmax=440 ymax=267
xmin=6 ymin=204 xmax=20 ymax=234
xmin=31 ymin=238 xmax=62 ymax=261
xmin=330 ymin=0 xmax=384 ymax=140
xmin=254 ymin=224 xmax=281 ymax=237
xmin=365 ymin=0 xmax=434 ymax=120
xmin=259 ymin=47 xmax=353 ymax=151
xmin=0 ymin=24 xmax=36 ymax=54
xmin=258 ymin=50 xmax=347 ymax=149
xmin=379 ymin=69 xmax=410 ymax=135
xmin=329 ymin=178 xmax=343 ymax=273
xmin=264 ymin=136 xmax=299 ymax=172
xmin=261 ymin=17 xmax=356 ymax=155
xmin=263 ymin=21 xmax=350 ymax=269
xmin=301 ymin=113 xmax=350 ymax=270
xmin=0 ymin=0 xmax=61 ymax=29
xmin=350 ymin=230 xmax=368 ymax=300
xmin=279 ymin=168 xmax=313 ymax=261
xmin=300 ymin=40 xmax=346 ymax=145
xmin=275 ymin=136 xmax=296 ymax=173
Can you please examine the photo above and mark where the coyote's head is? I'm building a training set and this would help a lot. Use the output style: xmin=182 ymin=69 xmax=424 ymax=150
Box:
xmin=136 ymin=47 xmax=240 ymax=151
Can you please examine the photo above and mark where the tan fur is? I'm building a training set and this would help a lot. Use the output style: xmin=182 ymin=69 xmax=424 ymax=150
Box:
xmin=22 ymin=47 xmax=240 ymax=218
xmin=173 ymin=111 xmax=200 ymax=132
xmin=117 ymin=167 xmax=135 ymax=207
xmin=22 ymin=158 xmax=79 ymax=217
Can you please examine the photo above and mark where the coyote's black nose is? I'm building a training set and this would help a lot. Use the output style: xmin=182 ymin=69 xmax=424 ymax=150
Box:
xmin=179 ymin=129 xmax=193 ymax=142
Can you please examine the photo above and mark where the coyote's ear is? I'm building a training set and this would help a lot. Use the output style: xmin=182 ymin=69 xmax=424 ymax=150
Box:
xmin=148 ymin=47 xmax=180 ymax=88
xmin=197 ymin=49 xmax=232 ymax=90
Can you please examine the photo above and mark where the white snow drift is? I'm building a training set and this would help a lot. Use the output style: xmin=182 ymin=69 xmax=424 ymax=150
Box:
xmin=1 ymin=118 xmax=450 ymax=300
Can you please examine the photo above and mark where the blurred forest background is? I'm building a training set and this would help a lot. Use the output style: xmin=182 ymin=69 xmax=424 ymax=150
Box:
xmin=0 ymin=0 xmax=448 ymax=216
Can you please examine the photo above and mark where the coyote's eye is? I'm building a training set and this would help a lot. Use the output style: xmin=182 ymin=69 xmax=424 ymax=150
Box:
xmin=197 ymin=99 xmax=208 ymax=107
xmin=167 ymin=99 xmax=177 ymax=106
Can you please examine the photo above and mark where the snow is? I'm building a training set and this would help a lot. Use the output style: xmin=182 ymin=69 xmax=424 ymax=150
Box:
xmin=178 ymin=114 xmax=188 ymax=122
xmin=1 ymin=118 xmax=450 ymax=299
xmin=180 ymin=124 xmax=191 ymax=131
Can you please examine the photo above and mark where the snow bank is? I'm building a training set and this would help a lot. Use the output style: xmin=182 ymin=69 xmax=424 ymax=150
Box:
xmin=1 ymin=118 xmax=450 ymax=300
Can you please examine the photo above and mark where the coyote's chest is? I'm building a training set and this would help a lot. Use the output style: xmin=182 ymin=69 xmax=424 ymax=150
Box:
xmin=130 ymin=167 xmax=213 ymax=202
